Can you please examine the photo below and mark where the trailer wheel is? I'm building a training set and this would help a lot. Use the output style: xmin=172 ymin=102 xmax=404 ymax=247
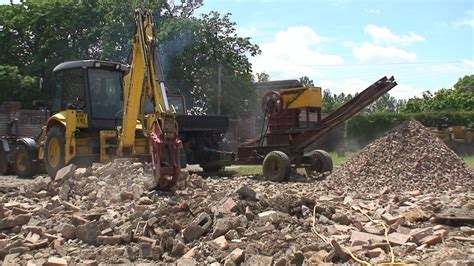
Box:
xmin=13 ymin=145 xmax=37 ymax=178
xmin=305 ymin=149 xmax=333 ymax=177
xmin=44 ymin=126 xmax=66 ymax=179
xmin=262 ymin=151 xmax=291 ymax=182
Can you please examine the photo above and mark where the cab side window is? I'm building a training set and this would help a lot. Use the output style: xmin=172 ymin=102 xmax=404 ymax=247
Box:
xmin=62 ymin=69 xmax=85 ymax=109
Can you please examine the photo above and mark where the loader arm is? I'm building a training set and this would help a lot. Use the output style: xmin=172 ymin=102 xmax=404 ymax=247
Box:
xmin=119 ymin=9 xmax=181 ymax=189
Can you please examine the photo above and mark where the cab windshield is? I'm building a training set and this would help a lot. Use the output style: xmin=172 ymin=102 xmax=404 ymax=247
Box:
xmin=88 ymin=69 xmax=123 ymax=119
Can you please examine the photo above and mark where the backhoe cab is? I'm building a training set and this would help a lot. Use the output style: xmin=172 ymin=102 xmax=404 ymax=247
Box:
xmin=41 ymin=60 xmax=144 ymax=175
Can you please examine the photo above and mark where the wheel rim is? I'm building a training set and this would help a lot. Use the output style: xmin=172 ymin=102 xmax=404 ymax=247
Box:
xmin=48 ymin=138 xmax=61 ymax=168
xmin=16 ymin=151 xmax=28 ymax=172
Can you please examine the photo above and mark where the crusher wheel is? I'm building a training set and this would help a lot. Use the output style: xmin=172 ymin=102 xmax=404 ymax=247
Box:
xmin=262 ymin=151 xmax=291 ymax=182
xmin=305 ymin=149 xmax=333 ymax=178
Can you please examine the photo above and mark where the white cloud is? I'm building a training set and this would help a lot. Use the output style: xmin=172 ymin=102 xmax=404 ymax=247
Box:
xmin=453 ymin=9 xmax=474 ymax=28
xmin=463 ymin=59 xmax=474 ymax=68
xmin=237 ymin=25 xmax=258 ymax=38
xmin=251 ymin=26 xmax=343 ymax=79
xmin=352 ymin=42 xmax=417 ymax=63
xmin=365 ymin=24 xmax=424 ymax=46
xmin=453 ymin=18 xmax=474 ymax=28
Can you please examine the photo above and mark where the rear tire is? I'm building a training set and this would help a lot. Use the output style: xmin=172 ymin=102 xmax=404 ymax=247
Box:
xmin=44 ymin=126 xmax=66 ymax=179
xmin=305 ymin=149 xmax=333 ymax=177
xmin=262 ymin=151 xmax=291 ymax=182
xmin=13 ymin=145 xmax=37 ymax=179
xmin=0 ymin=149 xmax=7 ymax=175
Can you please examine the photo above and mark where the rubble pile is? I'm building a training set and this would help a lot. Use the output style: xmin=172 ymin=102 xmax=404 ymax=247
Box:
xmin=327 ymin=120 xmax=473 ymax=193
xmin=0 ymin=158 xmax=473 ymax=265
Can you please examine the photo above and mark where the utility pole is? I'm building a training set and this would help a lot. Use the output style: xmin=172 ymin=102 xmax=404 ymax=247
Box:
xmin=217 ymin=63 xmax=222 ymax=115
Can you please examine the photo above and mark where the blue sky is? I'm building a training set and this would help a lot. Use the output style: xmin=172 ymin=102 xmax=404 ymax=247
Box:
xmin=2 ymin=0 xmax=472 ymax=99
xmin=199 ymin=0 xmax=474 ymax=99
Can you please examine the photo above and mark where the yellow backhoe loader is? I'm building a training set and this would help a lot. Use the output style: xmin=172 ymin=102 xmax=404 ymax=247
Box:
xmin=15 ymin=9 xmax=181 ymax=189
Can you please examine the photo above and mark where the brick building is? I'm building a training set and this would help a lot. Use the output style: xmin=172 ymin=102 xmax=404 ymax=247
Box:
xmin=0 ymin=101 xmax=47 ymax=138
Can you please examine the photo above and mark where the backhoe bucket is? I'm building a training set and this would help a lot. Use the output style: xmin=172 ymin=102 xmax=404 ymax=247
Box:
xmin=149 ymin=122 xmax=181 ymax=190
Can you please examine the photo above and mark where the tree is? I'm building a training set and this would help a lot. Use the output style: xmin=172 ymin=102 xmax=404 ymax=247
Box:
xmin=322 ymin=89 xmax=353 ymax=113
xmin=0 ymin=0 xmax=104 ymax=100
xmin=453 ymin=75 xmax=474 ymax=93
xmin=299 ymin=76 xmax=314 ymax=87
xmin=0 ymin=1 xmax=260 ymax=117
xmin=161 ymin=11 xmax=260 ymax=115
xmin=256 ymin=72 xmax=270 ymax=82
xmin=365 ymin=93 xmax=402 ymax=113
xmin=401 ymin=88 xmax=473 ymax=113
xmin=0 ymin=65 xmax=43 ymax=108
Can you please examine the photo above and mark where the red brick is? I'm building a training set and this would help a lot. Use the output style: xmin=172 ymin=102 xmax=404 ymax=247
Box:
xmin=420 ymin=235 xmax=442 ymax=246
xmin=71 ymin=213 xmax=88 ymax=226
xmin=42 ymin=232 xmax=59 ymax=242
xmin=46 ymin=256 xmax=67 ymax=266
xmin=382 ymin=213 xmax=402 ymax=225
xmin=223 ymin=198 xmax=238 ymax=212
xmin=388 ymin=232 xmax=410 ymax=246
xmin=410 ymin=227 xmax=433 ymax=244
xmin=97 ymin=235 xmax=122 ymax=245
xmin=366 ymin=247 xmax=385 ymax=258
xmin=351 ymin=231 xmax=385 ymax=243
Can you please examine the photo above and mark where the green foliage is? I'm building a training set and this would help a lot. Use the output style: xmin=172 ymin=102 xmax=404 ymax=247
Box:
xmin=256 ymin=72 xmax=270 ymax=82
xmin=0 ymin=0 xmax=258 ymax=117
xmin=0 ymin=65 xmax=43 ymax=108
xmin=299 ymin=76 xmax=313 ymax=86
xmin=346 ymin=111 xmax=474 ymax=148
xmin=401 ymin=88 xmax=474 ymax=113
xmin=161 ymin=11 xmax=260 ymax=115
xmin=454 ymin=74 xmax=474 ymax=93
xmin=401 ymin=76 xmax=474 ymax=113
xmin=365 ymin=93 xmax=404 ymax=113
xmin=0 ymin=1 xmax=104 ymax=90
xmin=322 ymin=90 xmax=353 ymax=113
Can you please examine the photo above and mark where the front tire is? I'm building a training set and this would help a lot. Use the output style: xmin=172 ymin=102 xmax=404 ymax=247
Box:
xmin=262 ymin=151 xmax=291 ymax=182
xmin=44 ymin=126 xmax=66 ymax=179
xmin=13 ymin=145 xmax=37 ymax=179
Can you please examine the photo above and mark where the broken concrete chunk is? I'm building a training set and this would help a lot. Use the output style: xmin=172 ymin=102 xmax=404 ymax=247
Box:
xmin=235 ymin=186 xmax=257 ymax=201
xmin=229 ymin=248 xmax=245 ymax=263
xmin=212 ymin=235 xmax=229 ymax=250
xmin=61 ymin=224 xmax=76 ymax=240
xmin=55 ymin=164 xmax=77 ymax=182
xmin=76 ymin=221 xmax=100 ymax=245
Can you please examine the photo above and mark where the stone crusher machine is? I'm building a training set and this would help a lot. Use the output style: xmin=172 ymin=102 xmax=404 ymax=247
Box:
xmin=235 ymin=76 xmax=398 ymax=181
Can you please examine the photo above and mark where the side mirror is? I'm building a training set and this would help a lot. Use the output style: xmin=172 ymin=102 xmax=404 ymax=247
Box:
xmin=32 ymin=100 xmax=46 ymax=110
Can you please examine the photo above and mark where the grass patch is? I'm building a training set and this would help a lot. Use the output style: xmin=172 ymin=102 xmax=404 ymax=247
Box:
xmin=462 ymin=155 xmax=474 ymax=168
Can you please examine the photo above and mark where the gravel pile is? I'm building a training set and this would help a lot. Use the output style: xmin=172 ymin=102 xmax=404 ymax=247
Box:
xmin=326 ymin=120 xmax=473 ymax=193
